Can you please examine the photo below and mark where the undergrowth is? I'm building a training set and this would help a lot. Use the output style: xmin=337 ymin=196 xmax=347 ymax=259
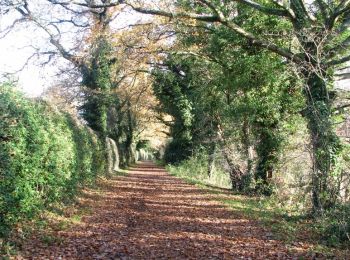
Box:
xmin=166 ymin=152 xmax=231 ymax=189
xmin=166 ymin=154 xmax=350 ymax=256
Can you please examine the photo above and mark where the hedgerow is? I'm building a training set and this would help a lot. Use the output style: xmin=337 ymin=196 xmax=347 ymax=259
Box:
xmin=0 ymin=83 xmax=104 ymax=237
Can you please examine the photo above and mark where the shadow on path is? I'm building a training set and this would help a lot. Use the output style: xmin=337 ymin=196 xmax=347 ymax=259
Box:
xmin=20 ymin=161 xmax=309 ymax=259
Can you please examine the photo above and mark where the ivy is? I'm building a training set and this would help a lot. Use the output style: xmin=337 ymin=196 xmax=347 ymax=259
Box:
xmin=0 ymin=83 xmax=104 ymax=238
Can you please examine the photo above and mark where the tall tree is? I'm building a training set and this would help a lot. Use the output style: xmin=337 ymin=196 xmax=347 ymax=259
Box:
xmin=0 ymin=0 xmax=125 ymax=170
xmin=129 ymin=0 xmax=350 ymax=212
xmin=153 ymin=56 xmax=195 ymax=163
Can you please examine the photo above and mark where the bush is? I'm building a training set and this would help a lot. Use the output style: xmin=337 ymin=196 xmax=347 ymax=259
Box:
xmin=319 ymin=204 xmax=350 ymax=246
xmin=163 ymin=139 xmax=193 ymax=164
xmin=167 ymin=151 xmax=231 ymax=189
xmin=0 ymin=83 xmax=104 ymax=237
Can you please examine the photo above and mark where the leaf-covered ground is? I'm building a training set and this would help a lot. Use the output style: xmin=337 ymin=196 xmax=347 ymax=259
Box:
xmin=16 ymin=162 xmax=315 ymax=259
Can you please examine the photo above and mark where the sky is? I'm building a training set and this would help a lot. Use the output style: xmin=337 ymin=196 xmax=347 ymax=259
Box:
xmin=0 ymin=2 xmax=150 ymax=97
xmin=0 ymin=17 xmax=53 ymax=96
xmin=0 ymin=4 xmax=72 ymax=97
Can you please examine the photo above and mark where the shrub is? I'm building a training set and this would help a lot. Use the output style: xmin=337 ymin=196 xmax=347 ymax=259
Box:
xmin=0 ymin=83 xmax=104 ymax=237
xmin=319 ymin=204 xmax=350 ymax=246
xmin=167 ymin=151 xmax=231 ymax=189
xmin=163 ymin=139 xmax=193 ymax=164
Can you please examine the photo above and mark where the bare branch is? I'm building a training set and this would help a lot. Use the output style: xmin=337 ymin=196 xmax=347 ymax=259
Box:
xmin=9 ymin=3 xmax=83 ymax=68
xmin=1 ymin=52 xmax=37 ymax=75
xmin=49 ymin=18 xmax=89 ymax=28
xmin=0 ymin=17 xmax=27 ymax=39
xmin=46 ymin=0 xmax=90 ymax=15
xmin=47 ymin=0 xmax=124 ymax=9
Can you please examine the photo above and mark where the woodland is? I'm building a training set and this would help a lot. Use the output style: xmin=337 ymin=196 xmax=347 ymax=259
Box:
xmin=0 ymin=0 xmax=350 ymax=258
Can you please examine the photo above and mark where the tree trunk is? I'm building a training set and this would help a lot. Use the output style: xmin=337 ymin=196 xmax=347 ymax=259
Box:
xmin=125 ymin=100 xmax=135 ymax=166
xmin=254 ymin=123 xmax=279 ymax=195
xmin=106 ymin=137 xmax=120 ymax=176
xmin=303 ymin=72 xmax=341 ymax=212
xmin=221 ymin=148 xmax=245 ymax=192
xmin=207 ymin=142 xmax=216 ymax=178
xmin=242 ymin=119 xmax=254 ymax=185
xmin=217 ymin=123 xmax=247 ymax=192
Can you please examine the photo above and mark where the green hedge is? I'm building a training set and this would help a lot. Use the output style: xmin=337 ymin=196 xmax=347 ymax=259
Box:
xmin=0 ymin=83 xmax=104 ymax=237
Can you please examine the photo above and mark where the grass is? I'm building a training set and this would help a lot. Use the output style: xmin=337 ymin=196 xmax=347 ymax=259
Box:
xmin=114 ymin=169 xmax=129 ymax=176
xmin=217 ymin=196 xmax=350 ymax=258
xmin=217 ymin=196 xmax=304 ymax=242
xmin=166 ymin=154 xmax=231 ymax=189
xmin=166 ymin=158 xmax=350 ymax=258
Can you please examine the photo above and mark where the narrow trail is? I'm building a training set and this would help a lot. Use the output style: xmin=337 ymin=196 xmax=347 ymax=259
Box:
xmin=20 ymin=161 xmax=309 ymax=259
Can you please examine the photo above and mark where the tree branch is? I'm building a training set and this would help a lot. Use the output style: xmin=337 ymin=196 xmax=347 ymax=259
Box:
xmin=315 ymin=0 xmax=329 ymax=20
xmin=235 ymin=0 xmax=292 ymax=18
xmin=0 ymin=18 xmax=27 ymax=39
xmin=126 ymin=2 xmax=219 ymax=22
xmin=49 ymin=18 xmax=90 ymax=28
xmin=327 ymin=35 xmax=350 ymax=57
xmin=335 ymin=72 xmax=350 ymax=80
xmin=328 ymin=53 xmax=350 ymax=66
xmin=328 ymin=0 xmax=350 ymax=28
xmin=299 ymin=0 xmax=317 ymax=21
xmin=128 ymin=3 xmax=302 ymax=64
xmin=48 ymin=0 xmax=124 ymax=9
xmin=271 ymin=0 xmax=296 ymax=18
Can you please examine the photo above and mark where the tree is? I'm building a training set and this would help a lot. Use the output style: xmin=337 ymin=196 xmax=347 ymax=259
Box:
xmin=0 ymin=0 xmax=131 ymax=169
xmin=158 ymin=10 xmax=304 ymax=192
xmin=129 ymin=0 xmax=350 ymax=212
xmin=152 ymin=56 xmax=195 ymax=163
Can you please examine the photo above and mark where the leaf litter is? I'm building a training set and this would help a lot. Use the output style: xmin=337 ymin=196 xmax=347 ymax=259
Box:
xmin=14 ymin=162 xmax=325 ymax=259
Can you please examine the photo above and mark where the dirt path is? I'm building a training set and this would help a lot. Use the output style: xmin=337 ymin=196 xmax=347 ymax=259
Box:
xmin=19 ymin=161 xmax=309 ymax=259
